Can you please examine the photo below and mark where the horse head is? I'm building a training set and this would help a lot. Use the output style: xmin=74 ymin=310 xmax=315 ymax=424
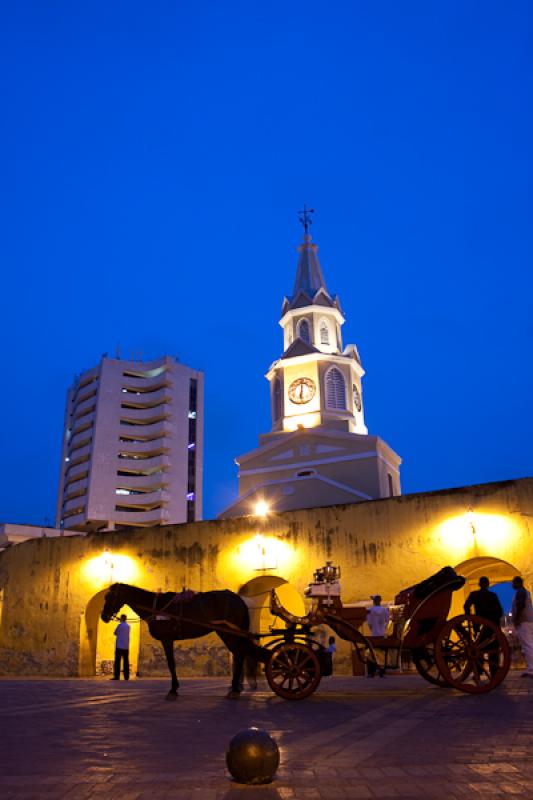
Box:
xmin=101 ymin=583 xmax=128 ymax=622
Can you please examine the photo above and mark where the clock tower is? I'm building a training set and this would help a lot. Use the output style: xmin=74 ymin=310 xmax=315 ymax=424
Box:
xmin=269 ymin=230 xmax=367 ymax=436
xmin=220 ymin=211 xmax=402 ymax=518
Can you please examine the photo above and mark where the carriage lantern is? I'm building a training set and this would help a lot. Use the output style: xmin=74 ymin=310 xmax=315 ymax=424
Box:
xmin=313 ymin=562 xmax=341 ymax=583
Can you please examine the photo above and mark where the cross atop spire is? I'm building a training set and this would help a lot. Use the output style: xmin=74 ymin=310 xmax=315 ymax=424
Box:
xmin=298 ymin=204 xmax=314 ymax=235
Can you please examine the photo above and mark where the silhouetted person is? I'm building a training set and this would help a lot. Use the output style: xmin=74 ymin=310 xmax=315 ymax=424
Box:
xmin=512 ymin=576 xmax=533 ymax=677
xmin=464 ymin=577 xmax=503 ymax=624
xmin=464 ymin=577 xmax=503 ymax=678
xmin=112 ymin=614 xmax=130 ymax=680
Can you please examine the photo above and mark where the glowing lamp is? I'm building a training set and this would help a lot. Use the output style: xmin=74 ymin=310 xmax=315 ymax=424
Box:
xmin=83 ymin=551 xmax=138 ymax=586
xmin=254 ymin=500 xmax=269 ymax=518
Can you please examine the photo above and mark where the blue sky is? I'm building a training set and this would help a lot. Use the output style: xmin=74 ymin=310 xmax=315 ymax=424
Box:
xmin=1 ymin=1 xmax=532 ymax=523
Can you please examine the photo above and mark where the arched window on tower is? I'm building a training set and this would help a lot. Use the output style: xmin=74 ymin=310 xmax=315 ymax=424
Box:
xmin=319 ymin=320 xmax=330 ymax=345
xmin=297 ymin=319 xmax=310 ymax=344
xmin=325 ymin=367 xmax=346 ymax=410
xmin=273 ymin=378 xmax=282 ymax=421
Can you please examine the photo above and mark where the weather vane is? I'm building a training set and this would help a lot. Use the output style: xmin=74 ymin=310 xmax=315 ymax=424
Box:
xmin=298 ymin=204 xmax=315 ymax=235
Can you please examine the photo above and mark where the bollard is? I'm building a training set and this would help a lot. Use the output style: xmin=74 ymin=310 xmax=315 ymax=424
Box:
xmin=226 ymin=727 xmax=280 ymax=785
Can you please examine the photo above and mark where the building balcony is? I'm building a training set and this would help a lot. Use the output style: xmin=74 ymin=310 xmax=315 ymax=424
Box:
xmin=63 ymin=477 xmax=89 ymax=501
xmin=73 ymin=368 xmax=98 ymax=397
xmin=116 ymin=454 xmax=170 ymax=474
xmin=62 ymin=512 xmax=87 ymax=530
xmin=71 ymin=415 xmax=94 ymax=437
xmin=65 ymin=463 xmax=89 ymax=484
xmin=73 ymin=386 xmax=97 ymax=410
xmin=120 ymin=407 xmax=170 ymax=425
xmin=114 ymin=473 xmax=168 ymax=492
xmin=121 ymin=376 xmax=172 ymax=394
xmin=118 ymin=420 xmax=171 ymax=443
xmin=119 ymin=387 xmax=171 ymax=411
xmin=63 ymin=497 xmax=87 ymax=516
xmin=114 ymin=489 xmax=169 ymax=508
xmin=117 ymin=440 xmax=168 ymax=458
xmin=73 ymin=396 xmax=97 ymax=420
xmin=112 ymin=507 xmax=171 ymax=527
xmin=67 ymin=444 xmax=92 ymax=466
xmin=69 ymin=432 xmax=92 ymax=453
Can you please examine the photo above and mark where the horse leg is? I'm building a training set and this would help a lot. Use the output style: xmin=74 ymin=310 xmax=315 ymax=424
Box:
xmin=229 ymin=649 xmax=245 ymax=697
xmin=162 ymin=638 xmax=179 ymax=700
xmin=245 ymin=653 xmax=258 ymax=690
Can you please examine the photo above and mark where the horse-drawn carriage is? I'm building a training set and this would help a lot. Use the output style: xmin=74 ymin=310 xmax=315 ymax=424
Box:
xmin=101 ymin=564 xmax=510 ymax=700
xmin=264 ymin=563 xmax=510 ymax=698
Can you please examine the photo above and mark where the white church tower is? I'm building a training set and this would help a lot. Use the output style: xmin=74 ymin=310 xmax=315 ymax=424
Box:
xmin=220 ymin=208 xmax=401 ymax=518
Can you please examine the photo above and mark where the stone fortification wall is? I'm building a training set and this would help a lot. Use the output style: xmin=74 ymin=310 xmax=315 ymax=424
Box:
xmin=0 ymin=478 xmax=531 ymax=677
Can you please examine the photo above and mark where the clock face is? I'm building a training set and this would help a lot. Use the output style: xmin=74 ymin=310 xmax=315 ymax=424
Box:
xmin=352 ymin=384 xmax=362 ymax=412
xmin=288 ymin=377 xmax=316 ymax=405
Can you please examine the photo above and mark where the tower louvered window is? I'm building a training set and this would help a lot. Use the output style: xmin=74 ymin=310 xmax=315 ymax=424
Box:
xmin=298 ymin=319 xmax=310 ymax=344
xmin=325 ymin=367 xmax=346 ymax=409
xmin=273 ymin=378 xmax=282 ymax=420
xmin=319 ymin=321 xmax=329 ymax=345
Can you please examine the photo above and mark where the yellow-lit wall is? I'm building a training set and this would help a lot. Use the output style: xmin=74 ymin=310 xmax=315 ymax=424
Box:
xmin=0 ymin=478 xmax=531 ymax=677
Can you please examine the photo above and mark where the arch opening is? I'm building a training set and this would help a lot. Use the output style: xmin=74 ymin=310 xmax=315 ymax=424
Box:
xmin=79 ymin=588 xmax=141 ymax=677
xmin=451 ymin=556 xmax=521 ymax=618
xmin=238 ymin=575 xmax=305 ymax=644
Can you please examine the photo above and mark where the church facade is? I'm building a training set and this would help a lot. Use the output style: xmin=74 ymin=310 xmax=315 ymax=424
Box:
xmin=221 ymin=225 xmax=401 ymax=518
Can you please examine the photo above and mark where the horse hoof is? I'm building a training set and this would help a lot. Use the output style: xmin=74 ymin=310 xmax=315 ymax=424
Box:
xmin=166 ymin=692 xmax=178 ymax=701
xmin=226 ymin=690 xmax=241 ymax=699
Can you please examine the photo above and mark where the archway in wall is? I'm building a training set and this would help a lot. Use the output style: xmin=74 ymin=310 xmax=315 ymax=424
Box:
xmin=451 ymin=557 xmax=521 ymax=619
xmin=238 ymin=575 xmax=306 ymax=644
xmin=79 ymin=589 xmax=140 ymax=677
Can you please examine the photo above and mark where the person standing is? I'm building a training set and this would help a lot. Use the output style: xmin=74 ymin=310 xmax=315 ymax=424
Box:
xmin=367 ymin=595 xmax=390 ymax=637
xmin=366 ymin=596 xmax=389 ymax=677
xmin=464 ymin=576 xmax=504 ymax=624
xmin=512 ymin=576 xmax=533 ymax=678
xmin=464 ymin=576 xmax=504 ymax=677
xmin=112 ymin=613 xmax=130 ymax=681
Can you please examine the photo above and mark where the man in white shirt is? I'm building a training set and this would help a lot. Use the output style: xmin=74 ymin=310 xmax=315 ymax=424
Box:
xmin=367 ymin=595 xmax=390 ymax=637
xmin=112 ymin=614 xmax=131 ymax=681
xmin=366 ymin=595 xmax=389 ymax=677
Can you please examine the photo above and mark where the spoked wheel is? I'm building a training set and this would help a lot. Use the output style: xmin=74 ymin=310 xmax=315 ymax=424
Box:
xmin=265 ymin=642 xmax=322 ymax=700
xmin=435 ymin=614 xmax=511 ymax=694
xmin=412 ymin=643 xmax=451 ymax=687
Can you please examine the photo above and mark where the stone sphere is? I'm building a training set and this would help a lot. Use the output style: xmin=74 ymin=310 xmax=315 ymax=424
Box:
xmin=226 ymin=727 xmax=280 ymax=785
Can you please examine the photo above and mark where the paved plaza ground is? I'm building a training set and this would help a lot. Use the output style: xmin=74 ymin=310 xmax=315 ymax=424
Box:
xmin=1 ymin=673 xmax=532 ymax=799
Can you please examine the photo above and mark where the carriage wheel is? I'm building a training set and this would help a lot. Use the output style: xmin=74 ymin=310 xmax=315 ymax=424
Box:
xmin=434 ymin=614 xmax=510 ymax=694
xmin=412 ymin=643 xmax=451 ymax=687
xmin=265 ymin=642 xmax=322 ymax=700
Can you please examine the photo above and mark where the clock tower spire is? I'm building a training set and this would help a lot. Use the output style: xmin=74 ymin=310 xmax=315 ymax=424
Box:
xmin=273 ymin=214 xmax=365 ymax=435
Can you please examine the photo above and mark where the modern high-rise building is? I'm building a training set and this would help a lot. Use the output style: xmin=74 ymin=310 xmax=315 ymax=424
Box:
xmin=221 ymin=216 xmax=401 ymax=517
xmin=56 ymin=355 xmax=203 ymax=531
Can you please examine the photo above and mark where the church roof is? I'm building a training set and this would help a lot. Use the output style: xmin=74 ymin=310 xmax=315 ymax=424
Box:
xmin=283 ymin=234 xmax=341 ymax=314
xmin=293 ymin=234 xmax=327 ymax=296
xmin=280 ymin=338 xmax=320 ymax=359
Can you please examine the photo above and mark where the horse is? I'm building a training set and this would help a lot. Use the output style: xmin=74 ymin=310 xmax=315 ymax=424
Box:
xmin=100 ymin=583 xmax=259 ymax=700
